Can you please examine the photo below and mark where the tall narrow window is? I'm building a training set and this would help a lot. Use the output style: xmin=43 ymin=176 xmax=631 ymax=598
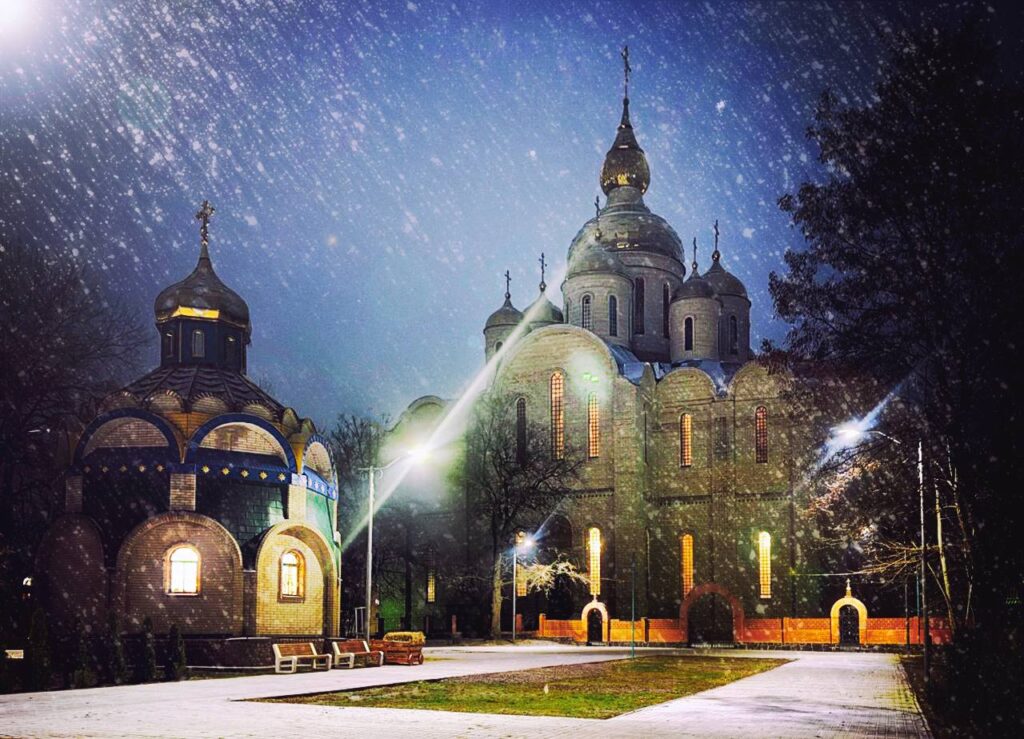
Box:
xmin=684 ymin=317 xmax=694 ymax=351
xmin=549 ymin=372 xmax=564 ymax=459
xmin=515 ymin=397 xmax=527 ymax=464
xmin=515 ymin=531 xmax=528 ymax=597
xmin=191 ymin=329 xmax=205 ymax=358
xmin=163 ymin=330 xmax=175 ymax=360
xmin=565 ymin=299 xmax=571 ymax=325
xmin=581 ymin=295 xmax=592 ymax=330
xmin=225 ymin=335 xmax=238 ymax=365
xmin=588 ymin=527 xmax=602 ymax=596
xmin=608 ymin=295 xmax=618 ymax=337
xmin=758 ymin=531 xmax=772 ymax=599
xmin=167 ymin=546 xmax=200 ymax=595
xmin=680 ymin=413 xmax=693 ymax=467
xmin=426 ymin=568 xmax=436 ymax=603
xmin=587 ymin=393 xmax=600 ymax=459
xmin=663 ymin=283 xmax=671 ymax=336
xmin=680 ymin=534 xmax=694 ymax=598
xmin=715 ymin=417 xmax=730 ymax=461
xmin=730 ymin=315 xmax=739 ymax=354
xmin=633 ymin=278 xmax=645 ymax=334
xmin=755 ymin=406 xmax=769 ymax=464
xmin=280 ymin=550 xmax=304 ymax=599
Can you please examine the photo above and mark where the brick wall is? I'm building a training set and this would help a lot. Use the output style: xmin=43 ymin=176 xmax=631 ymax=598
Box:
xmin=37 ymin=515 xmax=108 ymax=635
xmin=255 ymin=532 xmax=324 ymax=635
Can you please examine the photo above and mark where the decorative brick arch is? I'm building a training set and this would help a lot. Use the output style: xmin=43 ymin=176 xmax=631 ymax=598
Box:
xmin=580 ymin=599 xmax=609 ymax=642
xmin=186 ymin=413 xmax=297 ymax=471
xmin=73 ymin=408 xmax=183 ymax=469
xmin=830 ymin=587 xmax=868 ymax=645
xmin=679 ymin=583 xmax=745 ymax=643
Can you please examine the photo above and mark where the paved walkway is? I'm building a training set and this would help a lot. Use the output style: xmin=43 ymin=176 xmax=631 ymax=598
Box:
xmin=0 ymin=646 xmax=928 ymax=738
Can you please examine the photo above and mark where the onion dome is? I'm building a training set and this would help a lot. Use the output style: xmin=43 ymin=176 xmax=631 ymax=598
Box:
xmin=485 ymin=294 xmax=523 ymax=330
xmin=525 ymin=291 xmax=564 ymax=326
xmin=703 ymin=222 xmax=748 ymax=299
xmin=676 ymin=237 xmax=714 ymax=299
xmin=155 ymin=215 xmax=250 ymax=332
xmin=600 ymin=97 xmax=650 ymax=196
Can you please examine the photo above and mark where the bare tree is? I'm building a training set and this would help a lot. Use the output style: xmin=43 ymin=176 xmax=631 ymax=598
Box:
xmin=453 ymin=392 xmax=584 ymax=638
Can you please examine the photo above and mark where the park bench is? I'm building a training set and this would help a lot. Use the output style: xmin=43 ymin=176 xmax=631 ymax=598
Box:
xmin=332 ymin=639 xmax=383 ymax=668
xmin=371 ymin=632 xmax=425 ymax=666
xmin=272 ymin=642 xmax=332 ymax=674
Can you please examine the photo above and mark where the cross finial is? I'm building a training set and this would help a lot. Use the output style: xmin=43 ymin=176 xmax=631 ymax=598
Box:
xmin=538 ymin=252 xmax=547 ymax=292
xmin=504 ymin=269 xmax=512 ymax=300
xmin=712 ymin=219 xmax=721 ymax=262
xmin=595 ymin=195 xmax=601 ymax=219
xmin=845 ymin=578 xmax=852 ymax=598
xmin=195 ymin=200 xmax=215 ymax=260
xmin=692 ymin=236 xmax=698 ymax=274
xmin=621 ymin=45 xmax=631 ymax=99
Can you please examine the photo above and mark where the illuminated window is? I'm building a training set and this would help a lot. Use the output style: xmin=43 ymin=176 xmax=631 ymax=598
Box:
xmin=581 ymin=295 xmax=592 ymax=330
xmin=426 ymin=568 xmax=436 ymax=603
xmin=715 ymin=417 xmax=730 ymax=461
xmin=684 ymin=317 xmax=694 ymax=351
xmin=191 ymin=329 xmax=205 ymax=358
xmin=167 ymin=546 xmax=200 ymax=595
xmin=280 ymin=550 xmax=304 ymax=599
xmin=549 ymin=372 xmax=564 ymax=459
xmin=663 ymin=283 xmax=670 ymax=337
xmin=730 ymin=315 xmax=739 ymax=354
xmin=608 ymin=295 xmax=618 ymax=336
xmin=585 ymin=393 xmax=601 ymax=459
xmin=515 ymin=397 xmax=527 ymax=464
xmin=588 ymin=527 xmax=602 ymax=596
xmin=515 ymin=531 xmax=528 ymax=597
xmin=680 ymin=413 xmax=693 ymax=467
xmin=633 ymin=278 xmax=645 ymax=335
xmin=680 ymin=534 xmax=694 ymax=597
xmin=755 ymin=406 xmax=768 ymax=464
xmin=758 ymin=531 xmax=771 ymax=599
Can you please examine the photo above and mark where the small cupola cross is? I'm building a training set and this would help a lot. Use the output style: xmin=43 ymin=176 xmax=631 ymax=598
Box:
xmin=538 ymin=252 xmax=547 ymax=292
xmin=504 ymin=269 xmax=512 ymax=300
xmin=195 ymin=199 xmax=216 ymax=258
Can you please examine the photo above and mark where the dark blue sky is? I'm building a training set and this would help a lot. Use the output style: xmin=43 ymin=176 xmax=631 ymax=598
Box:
xmin=0 ymin=1 xmax=992 ymax=424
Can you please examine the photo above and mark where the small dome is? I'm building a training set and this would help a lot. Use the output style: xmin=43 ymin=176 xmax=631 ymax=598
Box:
xmin=704 ymin=259 xmax=748 ymax=299
xmin=485 ymin=295 xmax=523 ymax=330
xmin=525 ymin=292 xmax=564 ymax=326
xmin=155 ymin=247 xmax=250 ymax=330
xmin=675 ymin=271 xmax=715 ymax=300
xmin=600 ymin=98 xmax=650 ymax=196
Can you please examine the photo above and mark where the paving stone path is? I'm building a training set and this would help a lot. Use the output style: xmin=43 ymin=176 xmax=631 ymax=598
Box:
xmin=0 ymin=646 xmax=929 ymax=738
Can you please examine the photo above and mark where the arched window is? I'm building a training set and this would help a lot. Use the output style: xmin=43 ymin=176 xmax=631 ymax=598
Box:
xmin=564 ymin=299 xmax=571 ymax=325
xmin=549 ymin=372 xmax=564 ymax=459
xmin=587 ymin=393 xmax=600 ymax=459
xmin=663 ymin=283 xmax=671 ymax=337
xmin=426 ymin=568 xmax=437 ymax=603
xmin=581 ymin=295 xmax=592 ymax=330
xmin=608 ymin=295 xmax=618 ymax=336
xmin=755 ymin=406 xmax=769 ymax=464
xmin=633 ymin=278 xmax=645 ymax=334
xmin=162 ymin=330 xmax=175 ymax=360
xmin=680 ymin=413 xmax=693 ymax=467
xmin=515 ymin=530 xmax=528 ymax=597
xmin=495 ymin=340 xmax=503 ymax=353
xmin=758 ymin=531 xmax=772 ymax=599
xmin=684 ymin=316 xmax=694 ymax=351
xmin=729 ymin=315 xmax=739 ymax=354
xmin=167 ymin=545 xmax=200 ymax=595
xmin=680 ymin=534 xmax=694 ymax=598
xmin=588 ymin=527 xmax=602 ymax=596
xmin=191 ymin=329 xmax=205 ymax=358
xmin=280 ymin=550 xmax=304 ymax=599
xmin=515 ymin=397 xmax=527 ymax=464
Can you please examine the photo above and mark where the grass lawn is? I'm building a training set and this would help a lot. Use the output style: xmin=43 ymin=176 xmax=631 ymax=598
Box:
xmin=264 ymin=655 xmax=786 ymax=719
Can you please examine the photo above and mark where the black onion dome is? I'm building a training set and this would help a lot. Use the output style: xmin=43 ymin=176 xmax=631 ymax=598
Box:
xmin=485 ymin=295 xmax=523 ymax=330
xmin=525 ymin=292 xmax=564 ymax=325
xmin=676 ymin=269 xmax=715 ymax=300
xmin=154 ymin=245 xmax=250 ymax=331
xmin=704 ymin=258 xmax=748 ymax=299
xmin=601 ymin=98 xmax=650 ymax=195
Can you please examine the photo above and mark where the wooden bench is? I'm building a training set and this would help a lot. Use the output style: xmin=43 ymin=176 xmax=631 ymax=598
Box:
xmin=272 ymin=642 xmax=332 ymax=674
xmin=331 ymin=639 xmax=383 ymax=668
xmin=371 ymin=638 xmax=424 ymax=666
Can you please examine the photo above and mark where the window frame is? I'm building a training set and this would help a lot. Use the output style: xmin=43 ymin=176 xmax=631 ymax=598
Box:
xmin=729 ymin=315 xmax=739 ymax=355
xmin=515 ymin=397 xmax=527 ymax=464
xmin=758 ymin=531 xmax=772 ymax=599
xmin=662 ymin=282 xmax=671 ymax=337
xmin=608 ymin=295 xmax=618 ymax=337
xmin=755 ymin=406 xmax=769 ymax=464
xmin=680 ymin=413 xmax=693 ymax=467
xmin=684 ymin=316 xmax=694 ymax=352
xmin=549 ymin=371 xmax=565 ymax=459
xmin=191 ymin=329 xmax=205 ymax=358
xmin=581 ymin=294 xmax=593 ymax=331
xmin=587 ymin=393 xmax=600 ymax=459
xmin=165 ymin=544 xmax=201 ymax=596
xmin=633 ymin=278 xmax=645 ymax=335
xmin=681 ymin=533 xmax=694 ymax=598
xmin=587 ymin=526 xmax=602 ymax=596
xmin=278 ymin=549 xmax=305 ymax=601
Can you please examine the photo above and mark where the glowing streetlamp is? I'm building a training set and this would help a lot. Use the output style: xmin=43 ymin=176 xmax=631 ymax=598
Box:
xmin=511 ymin=532 xmax=535 ymax=643
xmin=829 ymin=423 xmax=929 ymax=682
xmin=360 ymin=445 xmax=431 ymax=643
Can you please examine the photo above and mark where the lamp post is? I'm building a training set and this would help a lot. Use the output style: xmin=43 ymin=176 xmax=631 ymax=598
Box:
xmin=512 ymin=533 xmax=534 ymax=643
xmin=832 ymin=425 xmax=928 ymax=683
xmin=360 ymin=446 xmax=430 ymax=644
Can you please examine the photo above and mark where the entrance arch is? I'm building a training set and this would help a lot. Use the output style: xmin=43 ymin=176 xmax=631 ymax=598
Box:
xmin=839 ymin=605 xmax=860 ymax=645
xmin=829 ymin=584 xmax=867 ymax=646
xmin=680 ymin=583 xmax=744 ymax=644
xmin=581 ymin=599 xmax=608 ymax=644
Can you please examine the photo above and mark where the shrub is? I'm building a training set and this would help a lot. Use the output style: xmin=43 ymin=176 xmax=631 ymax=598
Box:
xmin=26 ymin=608 xmax=51 ymax=691
xmin=138 ymin=617 xmax=157 ymax=683
xmin=106 ymin=612 xmax=129 ymax=685
xmin=164 ymin=624 xmax=187 ymax=681
xmin=71 ymin=618 xmax=98 ymax=689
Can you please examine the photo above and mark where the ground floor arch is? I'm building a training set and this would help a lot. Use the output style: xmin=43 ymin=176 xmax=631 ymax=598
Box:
xmin=680 ymin=583 xmax=744 ymax=644
xmin=830 ymin=583 xmax=868 ymax=645
xmin=581 ymin=599 xmax=608 ymax=644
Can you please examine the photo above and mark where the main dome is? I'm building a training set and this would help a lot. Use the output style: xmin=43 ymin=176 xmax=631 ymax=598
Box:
xmin=600 ymin=98 xmax=650 ymax=196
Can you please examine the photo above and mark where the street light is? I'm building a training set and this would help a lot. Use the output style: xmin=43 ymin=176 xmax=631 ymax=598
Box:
xmin=830 ymin=423 xmax=929 ymax=683
xmin=512 ymin=532 xmax=534 ymax=643
xmin=359 ymin=445 xmax=431 ymax=643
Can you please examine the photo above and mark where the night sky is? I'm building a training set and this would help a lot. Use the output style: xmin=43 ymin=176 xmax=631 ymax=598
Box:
xmin=0 ymin=1 xmax=998 ymax=424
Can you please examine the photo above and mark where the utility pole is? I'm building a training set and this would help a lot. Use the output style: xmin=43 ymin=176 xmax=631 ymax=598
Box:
xmin=630 ymin=553 xmax=636 ymax=659
xmin=918 ymin=440 xmax=929 ymax=685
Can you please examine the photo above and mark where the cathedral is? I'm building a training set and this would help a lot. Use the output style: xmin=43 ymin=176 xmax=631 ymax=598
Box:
xmin=36 ymin=203 xmax=341 ymax=664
